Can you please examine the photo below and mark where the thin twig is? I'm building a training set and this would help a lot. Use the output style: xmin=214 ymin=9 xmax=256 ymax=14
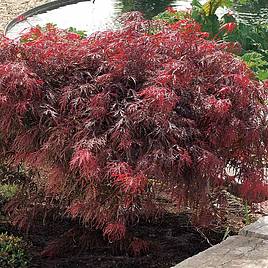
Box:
xmin=195 ymin=227 xmax=213 ymax=247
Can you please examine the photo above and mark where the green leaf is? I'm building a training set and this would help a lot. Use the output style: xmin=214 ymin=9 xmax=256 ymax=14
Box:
xmin=203 ymin=0 xmax=224 ymax=16
xmin=257 ymin=70 xmax=268 ymax=81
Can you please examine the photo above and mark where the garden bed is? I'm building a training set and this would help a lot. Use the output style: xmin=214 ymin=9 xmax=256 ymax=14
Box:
xmin=1 ymin=213 xmax=225 ymax=268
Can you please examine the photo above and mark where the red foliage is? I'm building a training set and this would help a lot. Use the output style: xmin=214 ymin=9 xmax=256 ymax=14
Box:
xmin=220 ymin=22 xmax=237 ymax=33
xmin=103 ymin=222 xmax=126 ymax=242
xmin=70 ymin=148 xmax=98 ymax=180
xmin=166 ymin=6 xmax=177 ymax=14
xmin=129 ymin=237 xmax=150 ymax=256
xmin=16 ymin=15 xmax=26 ymax=22
xmin=0 ymin=14 xmax=267 ymax=244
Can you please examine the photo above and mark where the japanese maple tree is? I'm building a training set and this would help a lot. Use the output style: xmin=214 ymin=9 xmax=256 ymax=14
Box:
xmin=0 ymin=13 xmax=267 ymax=251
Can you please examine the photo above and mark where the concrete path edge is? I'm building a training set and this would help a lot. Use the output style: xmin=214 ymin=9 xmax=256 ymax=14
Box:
xmin=172 ymin=216 xmax=268 ymax=268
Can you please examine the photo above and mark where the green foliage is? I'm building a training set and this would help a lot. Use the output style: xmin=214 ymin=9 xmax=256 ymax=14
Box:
xmin=67 ymin=27 xmax=87 ymax=39
xmin=21 ymin=24 xmax=87 ymax=43
xmin=223 ymin=22 xmax=268 ymax=80
xmin=242 ymin=52 xmax=267 ymax=70
xmin=202 ymin=0 xmax=226 ymax=16
xmin=189 ymin=0 xmax=268 ymax=80
xmin=241 ymin=51 xmax=268 ymax=81
xmin=191 ymin=0 xmax=252 ymax=37
xmin=243 ymin=202 xmax=251 ymax=225
xmin=153 ymin=9 xmax=189 ymax=24
xmin=192 ymin=0 xmax=251 ymax=17
xmin=0 ymin=184 xmax=18 ymax=201
xmin=0 ymin=183 xmax=16 ymax=229
xmin=0 ymin=233 xmax=29 ymax=268
xmin=222 ymin=226 xmax=230 ymax=241
xmin=223 ymin=22 xmax=268 ymax=52
xmin=256 ymin=69 xmax=268 ymax=81
xmin=191 ymin=0 xmax=223 ymax=36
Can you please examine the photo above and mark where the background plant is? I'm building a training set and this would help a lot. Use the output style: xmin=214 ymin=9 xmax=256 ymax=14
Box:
xmin=153 ymin=7 xmax=190 ymax=24
xmin=153 ymin=1 xmax=268 ymax=80
xmin=241 ymin=52 xmax=268 ymax=81
xmin=0 ymin=233 xmax=29 ymax=268
xmin=0 ymin=184 xmax=17 ymax=203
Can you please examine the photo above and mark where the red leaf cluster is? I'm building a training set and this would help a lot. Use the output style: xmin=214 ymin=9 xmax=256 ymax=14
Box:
xmin=0 ymin=15 xmax=267 ymax=241
xmin=220 ymin=22 xmax=237 ymax=33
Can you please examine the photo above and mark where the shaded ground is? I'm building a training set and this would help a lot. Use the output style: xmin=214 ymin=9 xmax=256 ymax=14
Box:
xmin=0 ymin=168 xmax=228 ymax=267
xmin=1 ymin=169 xmax=264 ymax=268
xmin=27 ymin=214 xmax=225 ymax=268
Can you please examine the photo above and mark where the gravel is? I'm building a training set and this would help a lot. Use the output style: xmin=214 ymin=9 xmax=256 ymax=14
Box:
xmin=0 ymin=0 xmax=52 ymax=32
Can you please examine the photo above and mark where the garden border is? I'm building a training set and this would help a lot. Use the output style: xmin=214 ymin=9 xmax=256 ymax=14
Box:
xmin=4 ymin=0 xmax=94 ymax=36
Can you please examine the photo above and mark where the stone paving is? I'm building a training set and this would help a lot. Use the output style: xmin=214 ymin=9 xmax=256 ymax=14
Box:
xmin=240 ymin=217 xmax=268 ymax=241
xmin=173 ymin=217 xmax=268 ymax=268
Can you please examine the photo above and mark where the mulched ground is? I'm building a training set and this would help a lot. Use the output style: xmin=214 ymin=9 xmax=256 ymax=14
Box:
xmin=2 ymin=213 xmax=225 ymax=268
xmin=2 ymin=170 xmax=262 ymax=268
xmin=3 ymin=196 xmax=268 ymax=268
xmin=0 ymin=169 xmax=233 ymax=268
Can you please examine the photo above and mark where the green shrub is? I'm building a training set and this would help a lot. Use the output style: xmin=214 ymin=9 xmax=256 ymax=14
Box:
xmin=224 ymin=22 xmax=268 ymax=52
xmin=67 ymin=27 xmax=87 ymax=39
xmin=241 ymin=51 xmax=268 ymax=81
xmin=156 ymin=3 xmax=268 ymax=82
xmin=153 ymin=7 xmax=189 ymax=24
xmin=0 ymin=184 xmax=18 ymax=202
xmin=0 ymin=233 xmax=29 ymax=268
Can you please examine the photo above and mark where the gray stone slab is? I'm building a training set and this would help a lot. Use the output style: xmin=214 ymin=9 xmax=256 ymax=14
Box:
xmin=172 ymin=235 xmax=268 ymax=268
xmin=240 ymin=217 xmax=268 ymax=241
xmin=172 ymin=217 xmax=268 ymax=267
